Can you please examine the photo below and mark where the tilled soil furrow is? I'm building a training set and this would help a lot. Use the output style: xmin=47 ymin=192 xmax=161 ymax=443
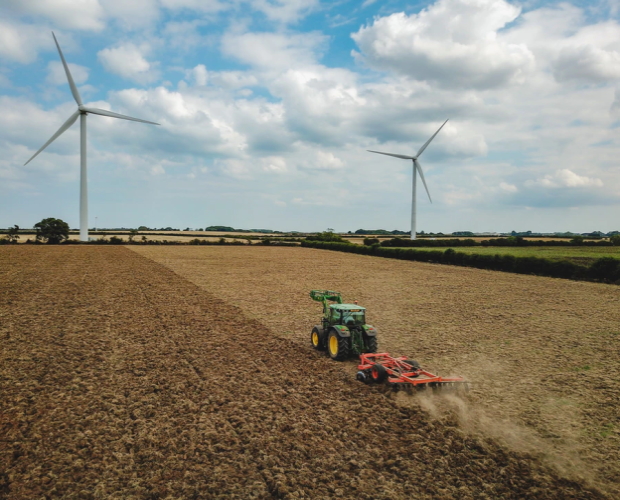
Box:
xmin=0 ymin=247 xmax=608 ymax=499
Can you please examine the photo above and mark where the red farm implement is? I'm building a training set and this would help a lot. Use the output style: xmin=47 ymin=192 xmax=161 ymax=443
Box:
xmin=356 ymin=353 xmax=468 ymax=392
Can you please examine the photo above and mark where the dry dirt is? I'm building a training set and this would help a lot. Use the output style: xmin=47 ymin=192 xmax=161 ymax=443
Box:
xmin=0 ymin=246 xmax=616 ymax=499
xmin=131 ymin=245 xmax=620 ymax=495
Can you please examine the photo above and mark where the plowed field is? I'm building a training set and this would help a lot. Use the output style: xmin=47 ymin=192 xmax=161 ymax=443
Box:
xmin=131 ymin=245 xmax=620 ymax=495
xmin=0 ymin=246 xmax=616 ymax=499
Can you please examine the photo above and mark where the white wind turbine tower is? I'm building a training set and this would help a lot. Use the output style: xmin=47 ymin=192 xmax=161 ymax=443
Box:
xmin=368 ymin=119 xmax=448 ymax=240
xmin=25 ymin=32 xmax=159 ymax=242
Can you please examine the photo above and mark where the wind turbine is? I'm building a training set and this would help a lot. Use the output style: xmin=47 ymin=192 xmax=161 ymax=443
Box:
xmin=25 ymin=32 xmax=159 ymax=242
xmin=368 ymin=119 xmax=448 ymax=240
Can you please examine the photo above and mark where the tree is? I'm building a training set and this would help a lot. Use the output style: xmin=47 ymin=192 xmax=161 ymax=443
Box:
xmin=6 ymin=225 xmax=19 ymax=243
xmin=128 ymin=229 xmax=139 ymax=242
xmin=306 ymin=231 xmax=344 ymax=242
xmin=34 ymin=218 xmax=70 ymax=244
xmin=570 ymin=235 xmax=584 ymax=246
xmin=611 ymin=235 xmax=620 ymax=246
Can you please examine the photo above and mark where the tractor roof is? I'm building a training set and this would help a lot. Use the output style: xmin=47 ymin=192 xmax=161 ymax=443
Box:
xmin=330 ymin=304 xmax=366 ymax=311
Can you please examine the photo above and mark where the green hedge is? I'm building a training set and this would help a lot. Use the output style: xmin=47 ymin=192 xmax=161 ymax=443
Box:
xmin=378 ymin=237 xmax=615 ymax=248
xmin=301 ymin=240 xmax=620 ymax=284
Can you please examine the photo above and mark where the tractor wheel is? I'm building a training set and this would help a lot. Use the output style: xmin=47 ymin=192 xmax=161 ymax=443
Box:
xmin=327 ymin=330 xmax=350 ymax=361
xmin=369 ymin=363 xmax=387 ymax=383
xmin=366 ymin=336 xmax=378 ymax=353
xmin=311 ymin=327 xmax=325 ymax=351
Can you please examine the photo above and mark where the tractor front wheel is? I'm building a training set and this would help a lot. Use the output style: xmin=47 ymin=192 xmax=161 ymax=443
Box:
xmin=311 ymin=327 xmax=325 ymax=351
xmin=327 ymin=330 xmax=350 ymax=361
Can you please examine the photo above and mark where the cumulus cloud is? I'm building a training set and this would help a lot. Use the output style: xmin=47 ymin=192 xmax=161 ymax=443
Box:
xmin=551 ymin=26 xmax=620 ymax=83
xmin=261 ymin=156 xmax=287 ymax=172
xmin=209 ymin=71 xmax=259 ymax=89
xmin=299 ymin=151 xmax=345 ymax=171
xmin=502 ymin=4 xmax=620 ymax=85
xmin=3 ymin=0 xmax=105 ymax=31
xmin=0 ymin=21 xmax=53 ymax=63
xmin=499 ymin=182 xmax=517 ymax=192
xmin=527 ymin=169 xmax=604 ymax=189
xmin=102 ymin=0 xmax=161 ymax=29
xmin=160 ymin=0 xmax=226 ymax=13
xmin=250 ymin=0 xmax=320 ymax=24
xmin=98 ymin=43 xmax=159 ymax=84
xmin=221 ymin=31 xmax=327 ymax=70
xmin=351 ymin=0 xmax=534 ymax=89
xmin=187 ymin=64 xmax=209 ymax=86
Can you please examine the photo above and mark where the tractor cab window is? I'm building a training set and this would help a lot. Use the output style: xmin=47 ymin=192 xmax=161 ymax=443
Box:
xmin=330 ymin=308 xmax=341 ymax=323
xmin=342 ymin=310 xmax=365 ymax=327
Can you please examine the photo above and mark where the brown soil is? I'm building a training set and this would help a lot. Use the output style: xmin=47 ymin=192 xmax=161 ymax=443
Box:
xmin=130 ymin=245 xmax=620 ymax=495
xmin=0 ymin=246 xmax=613 ymax=498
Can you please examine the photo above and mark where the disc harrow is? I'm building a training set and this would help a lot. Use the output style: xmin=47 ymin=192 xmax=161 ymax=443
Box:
xmin=356 ymin=352 xmax=468 ymax=392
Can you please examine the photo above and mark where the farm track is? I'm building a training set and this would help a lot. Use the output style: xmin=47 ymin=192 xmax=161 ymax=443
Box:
xmin=0 ymin=247 xmax=609 ymax=499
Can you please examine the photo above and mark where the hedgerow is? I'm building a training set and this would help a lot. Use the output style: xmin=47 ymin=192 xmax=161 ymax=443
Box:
xmin=301 ymin=240 xmax=620 ymax=284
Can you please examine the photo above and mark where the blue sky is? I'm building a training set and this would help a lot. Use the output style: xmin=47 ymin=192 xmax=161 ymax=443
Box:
xmin=1 ymin=0 xmax=619 ymax=233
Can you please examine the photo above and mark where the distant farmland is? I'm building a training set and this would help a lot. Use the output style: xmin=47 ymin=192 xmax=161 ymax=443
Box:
xmin=373 ymin=244 xmax=620 ymax=265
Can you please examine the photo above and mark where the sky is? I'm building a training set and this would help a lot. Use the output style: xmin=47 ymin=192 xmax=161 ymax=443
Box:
xmin=1 ymin=0 xmax=619 ymax=234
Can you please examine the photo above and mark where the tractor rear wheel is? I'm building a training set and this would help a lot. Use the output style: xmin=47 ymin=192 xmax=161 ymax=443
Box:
xmin=311 ymin=327 xmax=325 ymax=351
xmin=327 ymin=330 xmax=350 ymax=361
xmin=366 ymin=336 xmax=378 ymax=353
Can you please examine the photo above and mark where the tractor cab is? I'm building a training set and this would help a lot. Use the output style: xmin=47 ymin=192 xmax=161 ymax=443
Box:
xmin=328 ymin=304 xmax=366 ymax=328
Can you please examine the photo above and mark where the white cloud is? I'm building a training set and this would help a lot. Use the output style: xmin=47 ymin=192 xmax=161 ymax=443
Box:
xmin=3 ymin=0 xmax=105 ymax=31
xmin=250 ymin=0 xmax=320 ymax=24
xmin=300 ymin=151 xmax=345 ymax=171
xmin=98 ymin=43 xmax=159 ymax=84
xmin=187 ymin=64 xmax=209 ymax=86
xmin=160 ymin=0 xmax=226 ymax=13
xmin=499 ymin=182 xmax=517 ymax=192
xmin=150 ymin=164 xmax=165 ymax=175
xmin=162 ymin=20 xmax=208 ymax=50
xmin=261 ymin=156 xmax=287 ymax=172
xmin=351 ymin=0 xmax=534 ymax=89
xmin=503 ymin=4 xmax=620 ymax=85
xmin=209 ymin=71 xmax=259 ymax=89
xmin=101 ymin=0 xmax=161 ymax=29
xmin=46 ymin=61 xmax=90 ymax=86
xmin=221 ymin=31 xmax=327 ymax=70
xmin=553 ymin=34 xmax=620 ymax=83
xmin=0 ymin=20 xmax=53 ymax=63
xmin=527 ymin=169 xmax=604 ymax=189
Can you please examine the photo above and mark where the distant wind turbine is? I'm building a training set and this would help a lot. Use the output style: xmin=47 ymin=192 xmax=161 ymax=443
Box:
xmin=25 ymin=32 xmax=160 ymax=242
xmin=368 ymin=119 xmax=448 ymax=240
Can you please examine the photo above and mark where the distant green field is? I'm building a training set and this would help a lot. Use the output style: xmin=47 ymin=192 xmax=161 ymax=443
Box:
xmin=397 ymin=246 xmax=620 ymax=265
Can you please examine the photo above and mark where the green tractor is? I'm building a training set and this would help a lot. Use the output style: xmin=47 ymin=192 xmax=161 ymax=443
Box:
xmin=309 ymin=290 xmax=378 ymax=361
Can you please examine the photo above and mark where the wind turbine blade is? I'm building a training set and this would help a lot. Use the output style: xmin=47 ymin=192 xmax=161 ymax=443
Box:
xmin=416 ymin=119 xmax=448 ymax=158
xmin=82 ymin=107 xmax=160 ymax=125
xmin=24 ymin=110 xmax=80 ymax=165
xmin=52 ymin=32 xmax=83 ymax=106
xmin=367 ymin=150 xmax=415 ymax=160
xmin=414 ymin=159 xmax=432 ymax=203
